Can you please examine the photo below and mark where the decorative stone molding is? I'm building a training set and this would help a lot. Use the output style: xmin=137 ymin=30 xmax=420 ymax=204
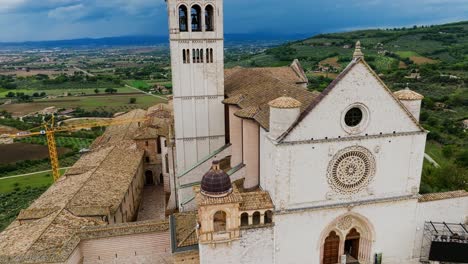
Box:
xmin=337 ymin=216 xmax=353 ymax=231
xmin=327 ymin=146 xmax=376 ymax=195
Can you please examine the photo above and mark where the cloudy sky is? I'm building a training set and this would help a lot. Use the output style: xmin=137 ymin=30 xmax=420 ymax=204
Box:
xmin=0 ymin=0 xmax=467 ymax=42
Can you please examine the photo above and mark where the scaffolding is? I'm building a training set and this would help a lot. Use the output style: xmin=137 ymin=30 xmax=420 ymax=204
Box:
xmin=420 ymin=221 xmax=468 ymax=263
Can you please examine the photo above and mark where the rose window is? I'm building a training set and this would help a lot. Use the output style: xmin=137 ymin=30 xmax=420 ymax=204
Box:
xmin=328 ymin=146 xmax=376 ymax=194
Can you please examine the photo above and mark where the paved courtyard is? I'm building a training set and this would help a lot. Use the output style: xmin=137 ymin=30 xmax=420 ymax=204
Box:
xmin=137 ymin=185 xmax=166 ymax=221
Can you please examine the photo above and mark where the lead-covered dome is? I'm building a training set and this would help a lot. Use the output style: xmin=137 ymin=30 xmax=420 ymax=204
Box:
xmin=201 ymin=160 xmax=232 ymax=197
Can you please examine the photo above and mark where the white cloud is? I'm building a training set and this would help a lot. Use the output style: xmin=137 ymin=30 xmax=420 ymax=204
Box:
xmin=0 ymin=0 xmax=26 ymax=12
xmin=48 ymin=4 xmax=86 ymax=20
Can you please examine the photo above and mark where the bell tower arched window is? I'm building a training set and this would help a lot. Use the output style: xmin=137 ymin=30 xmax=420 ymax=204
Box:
xmin=191 ymin=5 xmax=202 ymax=32
xmin=205 ymin=5 xmax=214 ymax=31
xmin=213 ymin=211 xmax=227 ymax=232
xmin=179 ymin=5 xmax=188 ymax=32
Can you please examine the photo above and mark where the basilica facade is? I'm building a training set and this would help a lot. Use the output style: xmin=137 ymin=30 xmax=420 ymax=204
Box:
xmin=165 ymin=0 xmax=467 ymax=263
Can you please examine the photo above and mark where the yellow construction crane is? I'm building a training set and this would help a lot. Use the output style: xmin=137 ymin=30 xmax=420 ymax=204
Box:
xmin=7 ymin=116 xmax=148 ymax=182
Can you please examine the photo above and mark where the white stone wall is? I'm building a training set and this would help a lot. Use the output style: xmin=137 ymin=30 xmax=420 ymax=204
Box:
xmin=229 ymin=105 xmax=243 ymax=166
xmin=80 ymin=231 xmax=171 ymax=264
xmin=400 ymin=100 xmax=422 ymax=121
xmin=199 ymin=227 xmax=274 ymax=264
xmin=242 ymin=119 xmax=260 ymax=190
xmin=261 ymin=133 xmax=426 ymax=210
xmin=273 ymin=199 xmax=420 ymax=264
xmin=167 ymin=0 xmax=226 ymax=173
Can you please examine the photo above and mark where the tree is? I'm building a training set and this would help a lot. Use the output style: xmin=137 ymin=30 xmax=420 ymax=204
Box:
xmin=129 ymin=98 xmax=137 ymax=104
xmin=105 ymin=88 xmax=117 ymax=94
xmin=455 ymin=150 xmax=468 ymax=168
xmin=5 ymin=92 xmax=15 ymax=98
xmin=32 ymin=92 xmax=40 ymax=97
xmin=94 ymin=88 xmax=100 ymax=94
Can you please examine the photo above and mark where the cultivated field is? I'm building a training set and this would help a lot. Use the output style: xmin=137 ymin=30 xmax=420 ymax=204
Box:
xmin=0 ymin=93 xmax=165 ymax=116
xmin=0 ymin=143 xmax=70 ymax=164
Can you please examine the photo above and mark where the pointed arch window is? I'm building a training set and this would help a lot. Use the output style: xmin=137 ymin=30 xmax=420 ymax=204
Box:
xmin=205 ymin=5 xmax=214 ymax=31
xmin=191 ymin=5 xmax=202 ymax=32
xmin=179 ymin=5 xmax=188 ymax=32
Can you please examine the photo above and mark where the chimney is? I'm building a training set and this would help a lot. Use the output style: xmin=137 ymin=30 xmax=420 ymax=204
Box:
xmin=268 ymin=97 xmax=302 ymax=140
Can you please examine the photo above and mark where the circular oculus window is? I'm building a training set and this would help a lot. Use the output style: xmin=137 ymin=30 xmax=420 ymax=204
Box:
xmin=341 ymin=104 xmax=369 ymax=134
xmin=345 ymin=107 xmax=363 ymax=127
xmin=327 ymin=146 xmax=376 ymax=195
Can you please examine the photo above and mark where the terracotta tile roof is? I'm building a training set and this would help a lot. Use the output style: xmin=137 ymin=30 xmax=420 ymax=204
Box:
xmin=234 ymin=106 xmax=260 ymax=119
xmin=394 ymin=88 xmax=424 ymax=100
xmin=195 ymin=185 xmax=243 ymax=206
xmin=174 ymin=212 xmax=198 ymax=248
xmin=268 ymin=96 xmax=302 ymax=109
xmin=222 ymin=93 xmax=245 ymax=105
xmin=195 ymin=179 xmax=274 ymax=212
xmin=225 ymin=60 xmax=308 ymax=85
xmin=419 ymin=190 xmax=468 ymax=203
xmin=240 ymin=191 xmax=274 ymax=211
xmin=0 ymin=104 xmax=171 ymax=263
xmin=224 ymin=67 xmax=318 ymax=130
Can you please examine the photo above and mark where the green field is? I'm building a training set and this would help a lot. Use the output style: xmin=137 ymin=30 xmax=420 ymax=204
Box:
xmin=0 ymin=155 xmax=79 ymax=178
xmin=395 ymin=51 xmax=419 ymax=58
xmin=17 ymin=136 xmax=94 ymax=151
xmin=0 ymin=170 xmax=64 ymax=193
xmin=129 ymin=80 xmax=151 ymax=89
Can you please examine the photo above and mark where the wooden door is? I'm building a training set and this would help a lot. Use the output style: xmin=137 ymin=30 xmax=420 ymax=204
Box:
xmin=323 ymin=231 xmax=340 ymax=264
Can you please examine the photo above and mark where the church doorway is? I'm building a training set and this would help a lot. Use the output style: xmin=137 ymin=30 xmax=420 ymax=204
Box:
xmin=323 ymin=231 xmax=340 ymax=264
xmin=344 ymin=228 xmax=360 ymax=263
xmin=145 ymin=170 xmax=154 ymax=185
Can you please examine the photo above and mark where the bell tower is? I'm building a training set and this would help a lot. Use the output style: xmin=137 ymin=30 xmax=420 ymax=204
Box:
xmin=166 ymin=0 xmax=226 ymax=173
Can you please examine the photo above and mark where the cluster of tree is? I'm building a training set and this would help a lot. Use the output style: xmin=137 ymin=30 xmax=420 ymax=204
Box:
xmin=0 ymin=186 xmax=49 ymax=232
xmin=55 ymin=128 xmax=104 ymax=139
xmin=5 ymin=91 xmax=46 ymax=99
xmin=40 ymin=72 xmax=122 ymax=86
xmin=420 ymin=148 xmax=468 ymax=194
xmin=0 ymin=117 xmax=35 ymax=130
xmin=73 ymin=108 xmax=114 ymax=118
xmin=115 ymin=65 xmax=170 ymax=80
xmin=4 ymin=92 xmax=33 ymax=102
xmin=0 ymin=75 xmax=17 ymax=90
xmin=266 ymin=45 xmax=297 ymax=61
xmin=307 ymin=75 xmax=334 ymax=92
xmin=0 ymin=110 xmax=12 ymax=119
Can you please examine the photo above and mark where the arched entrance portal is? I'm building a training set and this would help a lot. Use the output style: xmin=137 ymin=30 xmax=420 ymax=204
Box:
xmin=320 ymin=214 xmax=374 ymax=264
xmin=345 ymin=228 xmax=360 ymax=263
xmin=323 ymin=231 xmax=340 ymax=264
xmin=145 ymin=170 xmax=154 ymax=185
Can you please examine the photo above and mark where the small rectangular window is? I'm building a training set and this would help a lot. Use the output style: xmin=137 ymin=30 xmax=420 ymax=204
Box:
xmin=157 ymin=136 xmax=162 ymax=154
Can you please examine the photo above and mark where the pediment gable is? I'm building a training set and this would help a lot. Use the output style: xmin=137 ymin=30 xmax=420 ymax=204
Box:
xmin=280 ymin=59 xmax=425 ymax=142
